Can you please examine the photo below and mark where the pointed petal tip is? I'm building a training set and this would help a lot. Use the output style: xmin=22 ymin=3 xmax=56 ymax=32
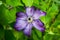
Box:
xmin=24 ymin=33 xmax=31 ymax=37
xmin=16 ymin=12 xmax=21 ymax=17
xmin=33 ymin=19 xmax=45 ymax=32
xmin=16 ymin=12 xmax=28 ymax=20
xmin=40 ymin=10 xmax=46 ymax=16
xmin=33 ymin=9 xmax=46 ymax=19
xmin=40 ymin=27 xmax=45 ymax=32
xmin=23 ymin=23 xmax=32 ymax=37
xmin=14 ymin=25 xmax=20 ymax=31
xmin=43 ymin=11 xmax=46 ymax=16
xmin=23 ymin=29 xmax=31 ymax=37
xmin=14 ymin=19 xmax=28 ymax=31
xmin=16 ymin=12 xmax=24 ymax=17
xmin=14 ymin=23 xmax=21 ymax=31
xmin=26 ymin=7 xmax=35 ymax=16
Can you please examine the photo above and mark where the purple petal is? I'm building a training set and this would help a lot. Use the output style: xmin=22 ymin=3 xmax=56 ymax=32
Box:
xmin=23 ymin=23 xmax=33 ymax=36
xmin=33 ymin=9 xmax=46 ymax=19
xmin=16 ymin=12 xmax=27 ymax=20
xmin=14 ymin=19 xmax=28 ymax=31
xmin=26 ymin=7 xmax=34 ymax=16
xmin=32 ymin=19 xmax=45 ymax=32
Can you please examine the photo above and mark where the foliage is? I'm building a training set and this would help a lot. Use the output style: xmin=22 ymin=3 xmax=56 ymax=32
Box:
xmin=0 ymin=0 xmax=60 ymax=40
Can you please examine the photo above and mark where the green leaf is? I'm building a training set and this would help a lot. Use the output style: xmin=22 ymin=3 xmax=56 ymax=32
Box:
xmin=34 ymin=28 xmax=42 ymax=38
xmin=13 ymin=30 xmax=24 ymax=40
xmin=6 ymin=0 xmax=23 ymax=7
xmin=52 ymin=35 xmax=60 ymax=40
xmin=52 ymin=14 xmax=60 ymax=27
xmin=47 ymin=3 xmax=58 ymax=17
xmin=53 ymin=0 xmax=60 ymax=5
xmin=5 ymin=30 xmax=16 ymax=40
xmin=32 ymin=30 xmax=39 ymax=40
xmin=0 ymin=1 xmax=2 ymax=6
xmin=44 ymin=34 xmax=54 ymax=40
xmin=0 ymin=5 xmax=16 ymax=25
xmin=0 ymin=24 xmax=4 ymax=40
xmin=6 ymin=8 xmax=16 ymax=23
xmin=22 ymin=0 xmax=33 ymax=7
xmin=40 ymin=3 xmax=58 ymax=27
xmin=39 ymin=1 xmax=49 ymax=11
xmin=33 ymin=0 xmax=39 ymax=6
xmin=33 ymin=0 xmax=39 ymax=5
xmin=16 ymin=6 xmax=25 ymax=12
xmin=44 ymin=33 xmax=60 ymax=40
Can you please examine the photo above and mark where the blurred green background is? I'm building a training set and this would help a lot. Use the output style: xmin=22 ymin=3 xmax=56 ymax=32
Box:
xmin=0 ymin=0 xmax=60 ymax=40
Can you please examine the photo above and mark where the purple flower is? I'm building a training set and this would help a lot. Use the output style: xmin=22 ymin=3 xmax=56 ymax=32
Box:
xmin=14 ymin=7 xmax=46 ymax=36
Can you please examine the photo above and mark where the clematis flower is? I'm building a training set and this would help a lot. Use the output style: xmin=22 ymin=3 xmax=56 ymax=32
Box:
xmin=14 ymin=7 xmax=46 ymax=36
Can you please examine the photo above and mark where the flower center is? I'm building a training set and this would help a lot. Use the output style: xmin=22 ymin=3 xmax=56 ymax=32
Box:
xmin=28 ymin=18 xmax=31 ymax=20
xmin=28 ymin=17 xmax=33 ymax=23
